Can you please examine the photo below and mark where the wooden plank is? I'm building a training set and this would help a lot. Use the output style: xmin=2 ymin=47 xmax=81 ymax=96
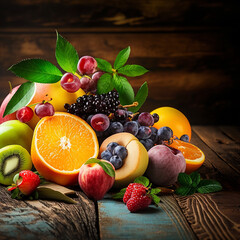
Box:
xmin=98 ymin=195 xmax=196 ymax=240
xmin=219 ymin=126 xmax=240 ymax=143
xmin=193 ymin=126 xmax=240 ymax=175
xmin=174 ymin=192 xmax=240 ymax=240
xmin=0 ymin=186 xmax=98 ymax=240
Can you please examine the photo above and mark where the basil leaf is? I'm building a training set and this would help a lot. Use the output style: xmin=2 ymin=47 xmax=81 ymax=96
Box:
xmin=197 ymin=180 xmax=222 ymax=194
xmin=9 ymin=59 xmax=62 ymax=83
xmin=112 ymin=188 xmax=127 ymax=199
xmin=175 ymin=186 xmax=195 ymax=196
xmin=113 ymin=74 xmax=134 ymax=105
xmin=85 ymin=158 xmax=115 ymax=178
xmin=56 ymin=31 xmax=79 ymax=73
xmin=152 ymin=194 xmax=160 ymax=205
xmin=114 ymin=46 xmax=130 ymax=70
xmin=95 ymin=58 xmax=113 ymax=73
xmin=97 ymin=73 xmax=114 ymax=94
xmin=118 ymin=64 xmax=148 ymax=77
xmin=128 ymin=82 xmax=148 ymax=113
xmin=134 ymin=176 xmax=150 ymax=187
xmin=177 ymin=173 xmax=192 ymax=186
xmin=3 ymin=81 xmax=36 ymax=117
xmin=190 ymin=172 xmax=201 ymax=187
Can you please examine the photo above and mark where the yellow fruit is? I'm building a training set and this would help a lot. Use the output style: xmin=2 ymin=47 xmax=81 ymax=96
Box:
xmin=99 ymin=133 xmax=149 ymax=188
xmin=151 ymin=107 xmax=191 ymax=140
xmin=27 ymin=82 xmax=85 ymax=129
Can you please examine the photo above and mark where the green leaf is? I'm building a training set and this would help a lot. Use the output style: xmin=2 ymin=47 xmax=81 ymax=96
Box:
xmin=134 ymin=176 xmax=149 ymax=187
xmin=113 ymin=74 xmax=134 ymax=105
xmin=9 ymin=59 xmax=62 ymax=83
xmin=112 ymin=188 xmax=127 ymax=199
xmin=118 ymin=64 xmax=148 ymax=77
xmin=95 ymin=58 xmax=113 ymax=73
xmin=128 ymin=82 xmax=148 ymax=113
xmin=85 ymin=158 xmax=115 ymax=178
xmin=3 ymin=81 xmax=36 ymax=117
xmin=190 ymin=172 xmax=201 ymax=187
xmin=175 ymin=186 xmax=196 ymax=196
xmin=197 ymin=180 xmax=222 ymax=194
xmin=150 ymin=188 xmax=161 ymax=195
xmin=37 ymin=187 xmax=77 ymax=204
xmin=178 ymin=173 xmax=192 ymax=186
xmin=114 ymin=46 xmax=131 ymax=70
xmin=56 ymin=31 xmax=79 ymax=73
xmin=151 ymin=194 xmax=160 ymax=205
xmin=96 ymin=73 xmax=114 ymax=94
xmin=11 ymin=188 xmax=20 ymax=199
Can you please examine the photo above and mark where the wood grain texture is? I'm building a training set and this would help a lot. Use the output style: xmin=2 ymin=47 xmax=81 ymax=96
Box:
xmin=0 ymin=187 xmax=98 ymax=240
xmin=0 ymin=32 xmax=239 ymax=125
xmin=98 ymin=194 xmax=196 ymax=240
xmin=174 ymin=192 xmax=240 ymax=240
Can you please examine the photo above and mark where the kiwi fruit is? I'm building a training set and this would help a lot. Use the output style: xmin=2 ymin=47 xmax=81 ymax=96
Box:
xmin=0 ymin=145 xmax=32 ymax=185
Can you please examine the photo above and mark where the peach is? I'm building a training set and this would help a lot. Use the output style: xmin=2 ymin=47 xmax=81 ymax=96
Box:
xmin=145 ymin=145 xmax=186 ymax=186
xmin=99 ymin=133 xmax=149 ymax=188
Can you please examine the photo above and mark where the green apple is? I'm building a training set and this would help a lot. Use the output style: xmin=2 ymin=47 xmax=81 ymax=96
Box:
xmin=0 ymin=120 xmax=33 ymax=153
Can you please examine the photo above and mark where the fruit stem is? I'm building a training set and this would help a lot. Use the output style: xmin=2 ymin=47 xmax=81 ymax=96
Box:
xmin=119 ymin=101 xmax=139 ymax=109
xmin=156 ymin=187 xmax=174 ymax=194
xmin=8 ymin=81 xmax=13 ymax=93
xmin=28 ymin=97 xmax=53 ymax=108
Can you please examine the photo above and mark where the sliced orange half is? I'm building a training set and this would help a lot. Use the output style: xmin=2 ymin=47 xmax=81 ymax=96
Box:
xmin=167 ymin=140 xmax=205 ymax=173
xmin=31 ymin=112 xmax=99 ymax=186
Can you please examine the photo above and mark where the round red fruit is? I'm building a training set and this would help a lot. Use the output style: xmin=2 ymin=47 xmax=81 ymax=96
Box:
xmin=77 ymin=56 xmax=97 ymax=75
xmin=35 ymin=102 xmax=55 ymax=118
xmin=60 ymin=73 xmax=81 ymax=93
xmin=16 ymin=106 xmax=34 ymax=123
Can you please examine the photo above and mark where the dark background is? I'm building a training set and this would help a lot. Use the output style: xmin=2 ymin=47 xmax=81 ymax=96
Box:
xmin=0 ymin=0 xmax=239 ymax=125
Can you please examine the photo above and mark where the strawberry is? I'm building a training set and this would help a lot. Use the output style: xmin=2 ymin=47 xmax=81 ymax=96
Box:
xmin=123 ymin=183 xmax=144 ymax=203
xmin=8 ymin=170 xmax=40 ymax=195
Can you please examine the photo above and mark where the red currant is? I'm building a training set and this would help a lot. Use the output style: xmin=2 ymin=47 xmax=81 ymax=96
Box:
xmin=16 ymin=106 xmax=34 ymax=123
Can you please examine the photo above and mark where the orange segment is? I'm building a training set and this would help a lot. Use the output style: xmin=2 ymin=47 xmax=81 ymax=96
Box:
xmin=31 ymin=112 xmax=99 ymax=186
xmin=167 ymin=140 xmax=205 ymax=174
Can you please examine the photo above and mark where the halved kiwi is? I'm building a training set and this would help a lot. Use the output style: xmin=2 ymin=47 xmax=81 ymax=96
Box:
xmin=0 ymin=145 xmax=32 ymax=185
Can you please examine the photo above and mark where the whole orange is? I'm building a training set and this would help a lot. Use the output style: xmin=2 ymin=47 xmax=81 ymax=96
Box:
xmin=151 ymin=107 xmax=191 ymax=140
xmin=27 ymin=82 xmax=85 ymax=129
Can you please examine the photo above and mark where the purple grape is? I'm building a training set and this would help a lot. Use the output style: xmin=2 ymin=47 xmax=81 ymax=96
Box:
xmin=113 ymin=145 xmax=128 ymax=160
xmin=101 ymin=150 xmax=112 ymax=161
xmin=180 ymin=134 xmax=190 ymax=142
xmin=157 ymin=126 xmax=173 ymax=142
xmin=150 ymin=127 xmax=158 ymax=143
xmin=138 ymin=112 xmax=154 ymax=126
xmin=152 ymin=113 xmax=159 ymax=123
xmin=107 ymin=142 xmax=119 ymax=154
xmin=109 ymin=155 xmax=123 ymax=170
xmin=140 ymin=139 xmax=154 ymax=151
xmin=136 ymin=126 xmax=152 ymax=139
xmin=123 ymin=121 xmax=139 ymax=136
xmin=109 ymin=121 xmax=123 ymax=134
xmin=114 ymin=109 xmax=128 ymax=121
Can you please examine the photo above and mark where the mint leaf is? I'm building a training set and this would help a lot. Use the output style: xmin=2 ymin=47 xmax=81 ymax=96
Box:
xmin=150 ymin=188 xmax=161 ymax=195
xmin=9 ymin=59 xmax=62 ymax=83
xmin=197 ymin=180 xmax=222 ymax=194
xmin=96 ymin=58 xmax=112 ymax=73
xmin=175 ymin=186 xmax=196 ymax=196
xmin=134 ymin=176 xmax=149 ymax=187
xmin=114 ymin=46 xmax=130 ymax=70
xmin=113 ymin=74 xmax=134 ymax=105
xmin=177 ymin=173 xmax=192 ymax=186
xmin=118 ymin=64 xmax=148 ymax=77
xmin=85 ymin=158 xmax=115 ymax=178
xmin=112 ymin=188 xmax=127 ymax=199
xmin=56 ymin=31 xmax=79 ymax=73
xmin=3 ymin=82 xmax=36 ymax=117
xmin=128 ymin=82 xmax=148 ymax=113
xmin=97 ymin=73 xmax=114 ymax=94
xmin=190 ymin=172 xmax=201 ymax=187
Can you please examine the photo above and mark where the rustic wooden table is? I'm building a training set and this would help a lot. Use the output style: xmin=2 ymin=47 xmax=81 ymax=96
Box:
xmin=0 ymin=125 xmax=239 ymax=240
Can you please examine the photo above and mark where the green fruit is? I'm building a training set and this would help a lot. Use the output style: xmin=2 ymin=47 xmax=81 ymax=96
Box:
xmin=0 ymin=120 xmax=33 ymax=153
xmin=0 ymin=145 xmax=32 ymax=185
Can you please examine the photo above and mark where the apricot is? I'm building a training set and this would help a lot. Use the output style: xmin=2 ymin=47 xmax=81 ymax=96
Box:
xmin=99 ymin=133 xmax=149 ymax=188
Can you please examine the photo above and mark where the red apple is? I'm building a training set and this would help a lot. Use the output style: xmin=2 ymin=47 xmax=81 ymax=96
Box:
xmin=0 ymin=85 xmax=20 ymax=124
xmin=78 ymin=160 xmax=115 ymax=201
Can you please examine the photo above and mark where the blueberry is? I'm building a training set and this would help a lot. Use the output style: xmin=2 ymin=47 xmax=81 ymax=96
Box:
xmin=101 ymin=150 xmax=112 ymax=161
xmin=136 ymin=126 xmax=152 ymax=139
xmin=152 ymin=113 xmax=159 ymax=123
xmin=180 ymin=134 xmax=189 ymax=142
xmin=109 ymin=121 xmax=123 ymax=134
xmin=107 ymin=142 xmax=119 ymax=154
xmin=113 ymin=145 xmax=128 ymax=160
xmin=157 ymin=126 xmax=173 ymax=142
xmin=110 ymin=155 xmax=123 ymax=169
xmin=140 ymin=139 xmax=154 ymax=151
xmin=150 ymin=127 xmax=158 ymax=143
xmin=123 ymin=121 xmax=139 ymax=136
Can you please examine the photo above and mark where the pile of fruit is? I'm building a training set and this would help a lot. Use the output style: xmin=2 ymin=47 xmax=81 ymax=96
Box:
xmin=0 ymin=32 xmax=222 ymax=212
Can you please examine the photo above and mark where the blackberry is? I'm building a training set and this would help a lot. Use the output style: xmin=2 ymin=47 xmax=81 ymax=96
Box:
xmin=65 ymin=91 xmax=120 ymax=117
